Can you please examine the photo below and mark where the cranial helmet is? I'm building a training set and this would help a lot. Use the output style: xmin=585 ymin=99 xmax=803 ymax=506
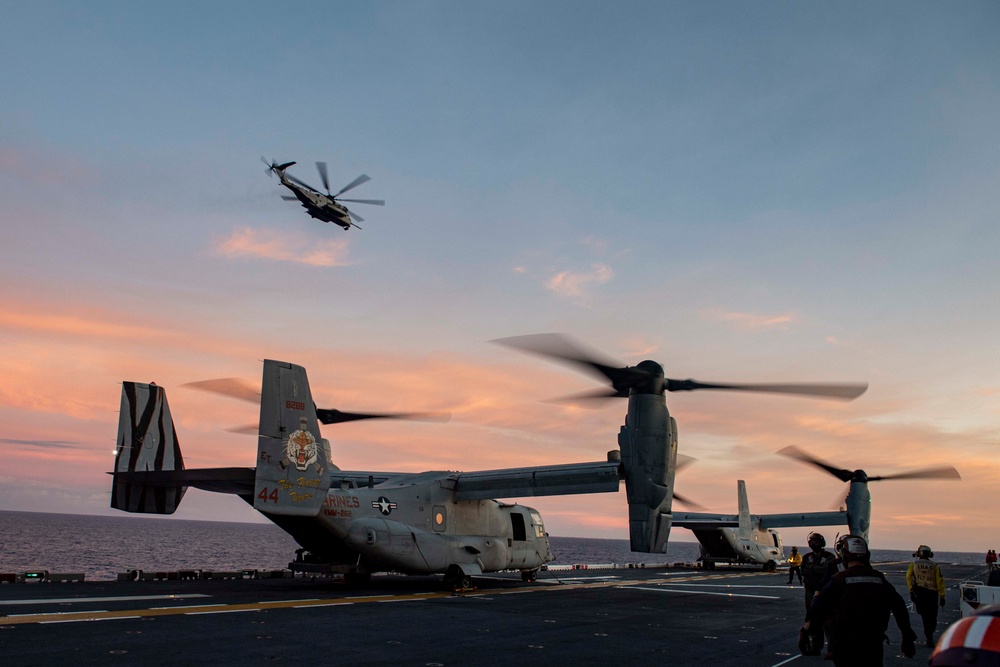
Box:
xmin=807 ymin=532 xmax=826 ymax=549
xmin=915 ymin=545 xmax=934 ymax=559
xmin=837 ymin=535 xmax=870 ymax=563
xmin=930 ymin=606 xmax=1000 ymax=667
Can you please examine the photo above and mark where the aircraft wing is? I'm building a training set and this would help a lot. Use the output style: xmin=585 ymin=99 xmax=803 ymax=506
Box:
xmin=110 ymin=468 xmax=256 ymax=495
xmin=672 ymin=512 xmax=740 ymax=529
xmin=673 ymin=510 xmax=848 ymax=530
xmin=449 ymin=461 xmax=622 ymax=500
xmin=757 ymin=511 xmax=847 ymax=529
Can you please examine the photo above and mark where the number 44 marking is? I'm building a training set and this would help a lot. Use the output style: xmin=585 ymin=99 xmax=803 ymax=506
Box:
xmin=258 ymin=487 xmax=279 ymax=503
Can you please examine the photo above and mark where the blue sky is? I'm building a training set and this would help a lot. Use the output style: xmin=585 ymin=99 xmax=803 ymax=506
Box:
xmin=1 ymin=1 xmax=998 ymax=551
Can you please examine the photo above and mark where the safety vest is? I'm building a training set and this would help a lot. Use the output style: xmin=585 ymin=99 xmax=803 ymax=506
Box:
xmin=911 ymin=559 xmax=939 ymax=589
xmin=788 ymin=553 xmax=802 ymax=567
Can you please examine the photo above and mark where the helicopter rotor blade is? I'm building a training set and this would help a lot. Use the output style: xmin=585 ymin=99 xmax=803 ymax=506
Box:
xmin=261 ymin=155 xmax=274 ymax=177
xmin=347 ymin=210 xmax=365 ymax=224
xmin=777 ymin=446 xmax=855 ymax=483
xmin=284 ymin=172 xmax=318 ymax=192
xmin=338 ymin=198 xmax=385 ymax=206
xmin=868 ymin=467 xmax=961 ymax=482
xmin=335 ymin=174 xmax=371 ymax=197
xmin=182 ymin=378 xmax=260 ymax=404
xmin=316 ymin=161 xmax=331 ymax=194
xmin=281 ymin=195 xmax=298 ymax=201
xmin=665 ymin=379 xmax=867 ymax=400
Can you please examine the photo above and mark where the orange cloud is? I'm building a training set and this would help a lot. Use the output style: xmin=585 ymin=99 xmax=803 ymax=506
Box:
xmin=699 ymin=308 xmax=795 ymax=331
xmin=215 ymin=227 xmax=350 ymax=266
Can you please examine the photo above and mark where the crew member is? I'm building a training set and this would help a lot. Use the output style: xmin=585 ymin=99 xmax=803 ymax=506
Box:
xmin=787 ymin=546 xmax=803 ymax=585
xmin=907 ymin=544 xmax=947 ymax=647
xmin=801 ymin=532 xmax=837 ymax=654
xmin=803 ymin=535 xmax=917 ymax=666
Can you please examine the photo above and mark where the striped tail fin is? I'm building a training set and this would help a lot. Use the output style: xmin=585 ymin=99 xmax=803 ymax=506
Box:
xmin=111 ymin=382 xmax=186 ymax=514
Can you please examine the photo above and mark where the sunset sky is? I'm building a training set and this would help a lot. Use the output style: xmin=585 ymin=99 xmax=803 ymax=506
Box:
xmin=1 ymin=2 xmax=998 ymax=553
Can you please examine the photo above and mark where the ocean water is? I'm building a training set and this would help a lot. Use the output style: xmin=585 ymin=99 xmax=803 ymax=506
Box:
xmin=0 ymin=510 xmax=986 ymax=581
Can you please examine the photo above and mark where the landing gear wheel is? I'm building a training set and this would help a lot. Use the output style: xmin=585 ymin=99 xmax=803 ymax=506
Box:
xmin=521 ymin=570 xmax=538 ymax=583
xmin=764 ymin=560 xmax=777 ymax=572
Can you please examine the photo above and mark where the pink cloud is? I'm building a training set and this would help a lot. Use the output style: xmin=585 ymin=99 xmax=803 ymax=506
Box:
xmin=215 ymin=227 xmax=350 ymax=266
xmin=546 ymin=263 xmax=614 ymax=297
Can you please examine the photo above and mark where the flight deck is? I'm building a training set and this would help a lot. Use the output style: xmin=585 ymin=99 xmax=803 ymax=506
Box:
xmin=1 ymin=562 xmax=983 ymax=666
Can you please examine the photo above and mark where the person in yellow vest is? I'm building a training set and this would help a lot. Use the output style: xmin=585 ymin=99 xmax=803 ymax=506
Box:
xmin=907 ymin=544 xmax=946 ymax=648
xmin=787 ymin=546 xmax=803 ymax=584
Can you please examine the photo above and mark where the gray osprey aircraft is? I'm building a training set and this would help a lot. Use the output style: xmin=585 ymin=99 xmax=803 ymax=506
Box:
xmin=777 ymin=445 xmax=961 ymax=542
xmin=490 ymin=334 xmax=868 ymax=557
xmin=673 ymin=480 xmax=845 ymax=571
xmin=110 ymin=338 xmax=868 ymax=588
xmin=262 ymin=157 xmax=384 ymax=230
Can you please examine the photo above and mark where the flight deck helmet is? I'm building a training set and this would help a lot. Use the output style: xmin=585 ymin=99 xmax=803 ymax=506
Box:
xmin=915 ymin=545 xmax=935 ymax=559
xmin=807 ymin=532 xmax=826 ymax=550
xmin=835 ymin=535 xmax=870 ymax=563
xmin=930 ymin=606 xmax=1000 ymax=667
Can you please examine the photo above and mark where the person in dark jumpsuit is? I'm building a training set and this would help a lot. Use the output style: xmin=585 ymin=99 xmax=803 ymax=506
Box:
xmin=803 ymin=535 xmax=917 ymax=667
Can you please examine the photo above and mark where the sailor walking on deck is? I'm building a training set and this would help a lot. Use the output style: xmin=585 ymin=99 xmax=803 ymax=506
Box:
xmin=787 ymin=546 xmax=803 ymax=584
xmin=803 ymin=535 xmax=917 ymax=666
xmin=907 ymin=544 xmax=947 ymax=648
xmin=801 ymin=532 xmax=837 ymax=654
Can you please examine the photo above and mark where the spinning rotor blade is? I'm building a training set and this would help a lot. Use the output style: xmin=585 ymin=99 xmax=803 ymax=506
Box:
xmin=285 ymin=172 xmax=318 ymax=192
xmin=335 ymin=174 xmax=371 ymax=197
xmin=347 ymin=210 xmax=365 ymax=224
xmin=671 ymin=491 xmax=707 ymax=511
xmin=316 ymin=161 xmax=331 ymax=193
xmin=183 ymin=377 xmax=259 ymax=404
xmin=493 ymin=334 xmax=649 ymax=398
xmin=316 ymin=408 xmax=449 ymax=425
xmin=495 ymin=333 xmax=866 ymax=401
xmin=261 ymin=155 xmax=274 ymax=177
xmin=281 ymin=195 xmax=298 ymax=201
xmin=778 ymin=446 xmax=854 ymax=483
xmin=868 ymin=467 xmax=961 ymax=482
xmin=338 ymin=198 xmax=385 ymax=206
xmin=227 ymin=424 xmax=260 ymax=435
xmin=665 ymin=379 xmax=868 ymax=401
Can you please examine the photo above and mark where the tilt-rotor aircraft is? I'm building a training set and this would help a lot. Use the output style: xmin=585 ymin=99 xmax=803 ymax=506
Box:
xmin=777 ymin=445 xmax=961 ymax=542
xmin=673 ymin=480 xmax=846 ymax=571
xmin=262 ymin=157 xmax=384 ymax=230
xmin=111 ymin=337 xmax=866 ymax=588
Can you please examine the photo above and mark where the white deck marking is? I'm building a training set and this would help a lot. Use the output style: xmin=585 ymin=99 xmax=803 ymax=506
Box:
xmin=0 ymin=594 xmax=210 ymax=606
xmin=627 ymin=586 xmax=780 ymax=600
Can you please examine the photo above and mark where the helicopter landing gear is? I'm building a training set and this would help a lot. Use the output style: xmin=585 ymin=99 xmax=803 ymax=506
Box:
xmin=521 ymin=569 xmax=538 ymax=583
xmin=444 ymin=565 xmax=472 ymax=590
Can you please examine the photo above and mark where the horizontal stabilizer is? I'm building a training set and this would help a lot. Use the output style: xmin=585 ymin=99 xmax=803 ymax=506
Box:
xmin=111 ymin=468 xmax=255 ymax=495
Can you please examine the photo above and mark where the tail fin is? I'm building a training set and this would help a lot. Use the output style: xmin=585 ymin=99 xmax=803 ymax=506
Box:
xmin=253 ymin=360 xmax=331 ymax=516
xmin=276 ymin=161 xmax=296 ymax=172
xmin=111 ymin=382 xmax=186 ymax=514
xmin=737 ymin=480 xmax=751 ymax=540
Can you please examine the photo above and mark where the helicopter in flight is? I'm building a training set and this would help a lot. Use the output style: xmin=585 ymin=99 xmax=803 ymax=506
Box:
xmin=110 ymin=336 xmax=867 ymax=588
xmin=262 ymin=157 xmax=384 ymax=230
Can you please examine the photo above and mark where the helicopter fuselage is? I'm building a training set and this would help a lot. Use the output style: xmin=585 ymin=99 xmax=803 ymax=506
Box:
xmin=279 ymin=175 xmax=354 ymax=230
